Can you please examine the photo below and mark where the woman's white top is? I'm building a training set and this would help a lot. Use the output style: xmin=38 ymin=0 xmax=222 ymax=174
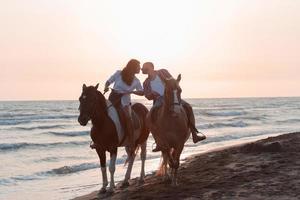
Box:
xmin=107 ymin=70 xmax=143 ymax=106
xmin=150 ymin=75 xmax=165 ymax=97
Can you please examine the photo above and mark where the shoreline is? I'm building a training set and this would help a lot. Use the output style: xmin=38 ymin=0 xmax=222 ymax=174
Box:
xmin=73 ymin=132 xmax=300 ymax=200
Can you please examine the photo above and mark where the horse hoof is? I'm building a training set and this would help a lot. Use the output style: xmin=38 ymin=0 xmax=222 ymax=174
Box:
xmin=171 ymin=182 xmax=178 ymax=187
xmin=163 ymin=178 xmax=172 ymax=184
xmin=98 ymin=187 xmax=106 ymax=194
xmin=120 ymin=181 xmax=130 ymax=188
xmin=107 ymin=187 xmax=114 ymax=194
xmin=138 ymin=179 xmax=145 ymax=185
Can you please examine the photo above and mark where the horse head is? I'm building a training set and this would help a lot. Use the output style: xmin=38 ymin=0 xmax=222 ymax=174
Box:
xmin=164 ymin=74 xmax=182 ymax=113
xmin=78 ymin=83 xmax=106 ymax=126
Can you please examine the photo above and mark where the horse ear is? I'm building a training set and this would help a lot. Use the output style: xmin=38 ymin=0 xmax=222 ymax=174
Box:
xmin=177 ymin=74 xmax=181 ymax=83
xmin=83 ymin=84 xmax=87 ymax=90
xmin=95 ymin=83 xmax=99 ymax=90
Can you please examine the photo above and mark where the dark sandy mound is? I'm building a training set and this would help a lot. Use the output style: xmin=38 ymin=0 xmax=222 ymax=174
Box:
xmin=73 ymin=132 xmax=300 ymax=200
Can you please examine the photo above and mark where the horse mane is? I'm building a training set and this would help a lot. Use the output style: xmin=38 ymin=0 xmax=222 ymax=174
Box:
xmin=95 ymin=90 xmax=108 ymax=116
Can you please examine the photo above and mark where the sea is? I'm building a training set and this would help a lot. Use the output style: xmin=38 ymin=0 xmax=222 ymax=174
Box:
xmin=0 ymin=97 xmax=299 ymax=200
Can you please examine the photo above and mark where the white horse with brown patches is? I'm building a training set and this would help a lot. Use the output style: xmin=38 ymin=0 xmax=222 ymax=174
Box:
xmin=78 ymin=84 xmax=150 ymax=193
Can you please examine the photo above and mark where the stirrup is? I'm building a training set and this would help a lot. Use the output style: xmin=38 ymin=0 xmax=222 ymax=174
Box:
xmin=192 ymin=134 xmax=206 ymax=143
xmin=152 ymin=145 xmax=161 ymax=152
xmin=90 ymin=141 xmax=97 ymax=149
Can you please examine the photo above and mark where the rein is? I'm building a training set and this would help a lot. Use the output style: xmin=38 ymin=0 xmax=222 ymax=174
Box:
xmin=89 ymin=93 xmax=101 ymax=119
xmin=171 ymin=102 xmax=181 ymax=106
xmin=89 ymin=90 xmax=109 ymax=119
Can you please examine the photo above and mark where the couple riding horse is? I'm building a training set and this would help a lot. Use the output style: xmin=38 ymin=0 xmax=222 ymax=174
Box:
xmin=78 ymin=59 xmax=206 ymax=192
xmin=98 ymin=59 xmax=205 ymax=153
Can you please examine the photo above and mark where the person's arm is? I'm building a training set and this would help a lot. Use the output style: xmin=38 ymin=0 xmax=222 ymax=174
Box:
xmin=132 ymin=90 xmax=144 ymax=96
xmin=104 ymin=70 xmax=119 ymax=92
xmin=158 ymin=69 xmax=173 ymax=81
xmin=143 ymin=79 xmax=155 ymax=100
xmin=103 ymin=81 xmax=110 ymax=93
xmin=131 ymin=79 xmax=144 ymax=96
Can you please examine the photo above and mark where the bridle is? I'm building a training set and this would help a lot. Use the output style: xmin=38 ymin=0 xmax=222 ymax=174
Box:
xmin=165 ymin=87 xmax=182 ymax=112
xmin=79 ymin=89 xmax=103 ymax=119
xmin=171 ymin=90 xmax=182 ymax=106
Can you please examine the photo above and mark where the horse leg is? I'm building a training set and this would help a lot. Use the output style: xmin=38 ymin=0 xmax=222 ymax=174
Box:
xmin=171 ymin=160 xmax=179 ymax=187
xmin=108 ymin=148 xmax=117 ymax=193
xmin=139 ymin=141 xmax=147 ymax=185
xmin=171 ymin=148 xmax=181 ymax=187
xmin=162 ymin=151 xmax=171 ymax=183
xmin=96 ymin=149 xmax=108 ymax=193
xmin=121 ymin=146 xmax=136 ymax=188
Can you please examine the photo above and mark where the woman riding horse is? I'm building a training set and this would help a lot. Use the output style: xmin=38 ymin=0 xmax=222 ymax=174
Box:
xmin=78 ymin=60 xmax=149 ymax=193
xmin=103 ymin=59 xmax=144 ymax=154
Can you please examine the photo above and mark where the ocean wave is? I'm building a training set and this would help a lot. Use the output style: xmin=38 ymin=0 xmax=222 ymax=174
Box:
xmin=44 ymin=157 xmax=132 ymax=175
xmin=0 ymin=174 xmax=44 ymax=185
xmin=1 ymin=158 xmax=129 ymax=185
xmin=0 ymin=178 xmax=14 ymax=186
xmin=0 ymin=120 xmax=32 ymax=126
xmin=200 ymin=110 xmax=247 ymax=117
xmin=31 ymin=114 xmax=77 ymax=120
xmin=201 ymin=132 xmax=268 ymax=144
xmin=231 ymin=116 xmax=266 ymax=121
xmin=0 ymin=114 xmax=77 ymax=126
xmin=48 ymin=163 xmax=99 ymax=175
xmin=198 ymin=121 xmax=248 ymax=129
xmin=46 ymin=131 xmax=89 ymax=137
xmin=34 ymin=156 xmax=87 ymax=163
xmin=0 ymin=113 xmax=35 ymax=118
xmin=15 ymin=124 xmax=66 ymax=130
xmin=276 ymin=119 xmax=300 ymax=124
xmin=0 ymin=141 xmax=89 ymax=152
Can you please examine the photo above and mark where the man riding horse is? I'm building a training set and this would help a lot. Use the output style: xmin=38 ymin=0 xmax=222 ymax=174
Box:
xmin=142 ymin=62 xmax=206 ymax=152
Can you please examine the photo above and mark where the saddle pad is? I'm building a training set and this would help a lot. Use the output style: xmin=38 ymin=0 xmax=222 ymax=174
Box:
xmin=106 ymin=100 xmax=124 ymax=144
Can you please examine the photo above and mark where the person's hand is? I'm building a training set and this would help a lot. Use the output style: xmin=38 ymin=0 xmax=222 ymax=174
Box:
xmin=103 ymin=87 xmax=109 ymax=94
xmin=152 ymin=91 xmax=160 ymax=98
xmin=123 ymin=91 xmax=132 ymax=95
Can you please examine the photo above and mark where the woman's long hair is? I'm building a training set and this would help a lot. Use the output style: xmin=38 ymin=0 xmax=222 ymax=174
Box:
xmin=121 ymin=59 xmax=140 ymax=86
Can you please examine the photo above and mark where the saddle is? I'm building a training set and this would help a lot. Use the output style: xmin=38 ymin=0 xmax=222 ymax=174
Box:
xmin=117 ymin=108 xmax=140 ymax=129
xmin=108 ymin=91 xmax=140 ymax=144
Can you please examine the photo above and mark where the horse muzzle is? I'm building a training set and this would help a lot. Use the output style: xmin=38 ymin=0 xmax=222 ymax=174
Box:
xmin=78 ymin=115 xmax=89 ymax=126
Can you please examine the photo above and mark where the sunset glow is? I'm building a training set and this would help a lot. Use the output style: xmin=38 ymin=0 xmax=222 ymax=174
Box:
xmin=1 ymin=0 xmax=299 ymax=100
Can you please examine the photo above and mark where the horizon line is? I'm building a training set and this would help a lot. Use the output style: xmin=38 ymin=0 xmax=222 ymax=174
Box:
xmin=0 ymin=95 xmax=299 ymax=102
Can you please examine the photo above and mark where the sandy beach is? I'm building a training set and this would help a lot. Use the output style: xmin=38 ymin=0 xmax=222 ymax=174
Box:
xmin=73 ymin=132 xmax=300 ymax=200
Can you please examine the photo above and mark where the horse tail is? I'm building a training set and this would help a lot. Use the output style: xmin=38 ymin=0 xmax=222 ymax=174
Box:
xmin=190 ymin=123 xmax=199 ymax=133
xmin=156 ymin=154 xmax=168 ymax=176
xmin=132 ymin=103 xmax=150 ymax=145
xmin=123 ymin=103 xmax=149 ymax=166
xmin=156 ymin=148 xmax=174 ymax=176
xmin=124 ymin=144 xmax=140 ymax=166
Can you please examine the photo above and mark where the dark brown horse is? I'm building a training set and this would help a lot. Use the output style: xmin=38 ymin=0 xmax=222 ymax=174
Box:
xmin=78 ymin=84 xmax=149 ymax=193
xmin=147 ymin=74 xmax=190 ymax=186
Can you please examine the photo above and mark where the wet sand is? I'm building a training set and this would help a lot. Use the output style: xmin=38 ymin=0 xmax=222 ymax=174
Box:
xmin=73 ymin=132 xmax=300 ymax=200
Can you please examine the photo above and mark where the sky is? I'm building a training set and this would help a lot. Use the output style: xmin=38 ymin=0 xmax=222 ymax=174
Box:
xmin=1 ymin=0 xmax=299 ymax=100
